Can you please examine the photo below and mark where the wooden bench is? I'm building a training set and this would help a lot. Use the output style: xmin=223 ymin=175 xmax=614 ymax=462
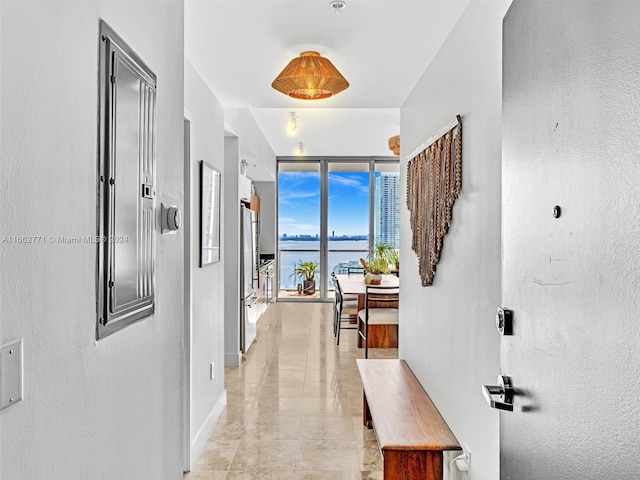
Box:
xmin=356 ymin=359 xmax=461 ymax=480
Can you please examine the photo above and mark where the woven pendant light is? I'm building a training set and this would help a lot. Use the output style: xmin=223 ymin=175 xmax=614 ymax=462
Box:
xmin=388 ymin=135 xmax=400 ymax=156
xmin=271 ymin=51 xmax=349 ymax=100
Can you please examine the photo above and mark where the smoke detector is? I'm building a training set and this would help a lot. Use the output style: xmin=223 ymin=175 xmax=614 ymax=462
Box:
xmin=330 ymin=1 xmax=346 ymax=13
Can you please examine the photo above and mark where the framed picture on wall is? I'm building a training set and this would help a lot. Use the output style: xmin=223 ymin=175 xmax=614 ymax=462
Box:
xmin=200 ymin=160 xmax=221 ymax=267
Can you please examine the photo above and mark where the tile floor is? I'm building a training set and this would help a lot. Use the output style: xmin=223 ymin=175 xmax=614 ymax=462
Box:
xmin=184 ymin=301 xmax=398 ymax=479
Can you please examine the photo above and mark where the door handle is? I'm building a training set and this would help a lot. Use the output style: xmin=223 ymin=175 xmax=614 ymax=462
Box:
xmin=482 ymin=375 xmax=514 ymax=411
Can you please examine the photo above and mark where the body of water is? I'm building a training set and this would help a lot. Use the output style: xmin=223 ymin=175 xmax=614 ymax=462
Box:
xmin=278 ymin=240 xmax=369 ymax=290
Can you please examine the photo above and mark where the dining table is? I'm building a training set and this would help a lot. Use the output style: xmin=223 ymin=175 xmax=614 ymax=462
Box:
xmin=334 ymin=273 xmax=400 ymax=313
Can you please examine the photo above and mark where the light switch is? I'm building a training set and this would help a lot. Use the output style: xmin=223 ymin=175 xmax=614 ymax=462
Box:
xmin=0 ymin=339 xmax=23 ymax=412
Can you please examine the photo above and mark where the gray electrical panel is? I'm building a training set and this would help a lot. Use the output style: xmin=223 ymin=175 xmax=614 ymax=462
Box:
xmin=97 ymin=20 xmax=156 ymax=339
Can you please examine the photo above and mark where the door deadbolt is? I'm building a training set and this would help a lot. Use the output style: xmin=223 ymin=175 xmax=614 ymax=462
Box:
xmin=496 ymin=307 xmax=513 ymax=335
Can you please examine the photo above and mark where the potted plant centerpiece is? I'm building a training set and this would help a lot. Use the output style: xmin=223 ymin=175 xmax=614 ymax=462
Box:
xmin=360 ymin=255 xmax=390 ymax=285
xmin=388 ymin=248 xmax=400 ymax=271
xmin=373 ymin=242 xmax=399 ymax=270
xmin=290 ymin=260 xmax=318 ymax=295
xmin=373 ymin=242 xmax=393 ymax=261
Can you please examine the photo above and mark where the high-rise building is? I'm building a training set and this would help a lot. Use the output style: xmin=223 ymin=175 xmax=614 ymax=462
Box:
xmin=374 ymin=173 xmax=400 ymax=248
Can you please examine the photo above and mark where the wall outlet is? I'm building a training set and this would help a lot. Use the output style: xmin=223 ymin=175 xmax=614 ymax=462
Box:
xmin=454 ymin=445 xmax=471 ymax=472
xmin=210 ymin=362 xmax=215 ymax=380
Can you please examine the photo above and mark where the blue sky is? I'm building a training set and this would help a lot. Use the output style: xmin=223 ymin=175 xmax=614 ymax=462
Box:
xmin=278 ymin=171 xmax=370 ymax=237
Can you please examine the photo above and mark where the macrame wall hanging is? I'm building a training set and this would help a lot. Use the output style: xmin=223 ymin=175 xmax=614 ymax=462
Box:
xmin=406 ymin=116 xmax=462 ymax=286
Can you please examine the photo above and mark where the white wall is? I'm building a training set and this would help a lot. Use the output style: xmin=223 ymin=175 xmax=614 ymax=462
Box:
xmin=225 ymin=108 xmax=277 ymax=182
xmin=223 ymin=110 xmax=275 ymax=366
xmin=184 ymin=60 xmax=227 ymax=468
xmin=0 ymin=1 xmax=184 ymax=479
xmin=223 ymin=136 xmax=242 ymax=366
xmin=399 ymin=2 xmax=510 ymax=479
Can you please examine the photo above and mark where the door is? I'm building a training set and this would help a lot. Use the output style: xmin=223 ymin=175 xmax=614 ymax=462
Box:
xmin=499 ymin=2 xmax=640 ymax=478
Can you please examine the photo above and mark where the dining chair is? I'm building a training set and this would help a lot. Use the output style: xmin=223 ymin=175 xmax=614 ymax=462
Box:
xmin=357 ymin=285 xmax=399 ymax=358
xmin=344 ymin=266 xmax=363 ymax=303
xmin=330 ymin=272 xmax=349 ymax=336
xmin=331 ymin=273 xmax=340 ymax=336
xmin=334 ymin=275 xmax=358 ymax=345
xmin=347 ymin=266 xmax=365 ymax=275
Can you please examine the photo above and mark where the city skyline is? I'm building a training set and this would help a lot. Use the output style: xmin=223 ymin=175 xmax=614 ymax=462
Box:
xmin=375 ymin=172 xmax=400 ymax=248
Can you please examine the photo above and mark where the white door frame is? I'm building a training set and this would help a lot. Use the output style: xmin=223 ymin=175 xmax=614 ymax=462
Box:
xmin=182 ymin=117 xmax=192 ymax=471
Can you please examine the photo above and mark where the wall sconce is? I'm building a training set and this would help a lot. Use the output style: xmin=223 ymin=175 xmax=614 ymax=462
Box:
xmin=288 ymin=112 xmax=298 ymax=135
xmin=296 ymin=142 xmax=304 ymax=156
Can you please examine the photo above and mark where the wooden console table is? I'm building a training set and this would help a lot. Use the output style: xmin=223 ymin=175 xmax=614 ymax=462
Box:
xmin=356 ymin=359 xmax=461 ymax=480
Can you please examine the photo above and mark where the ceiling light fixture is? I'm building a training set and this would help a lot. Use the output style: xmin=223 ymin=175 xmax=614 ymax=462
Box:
xmin=271 ymin=51 xmax=349 ymax=100
xmin=288 ymin=112 xmax=298 ymax=134
xmin=330 ymin=1 xmax=346 ymax=13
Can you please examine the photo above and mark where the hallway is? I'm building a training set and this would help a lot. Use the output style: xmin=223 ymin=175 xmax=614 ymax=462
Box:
xmin=184 ymin=302 xmax=397 ymax=479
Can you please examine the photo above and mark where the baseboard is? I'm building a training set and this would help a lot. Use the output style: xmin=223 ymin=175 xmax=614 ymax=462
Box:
xmin=189 ymin=389 xmax=227 ymax=470
xmin=225 ymin=351 xmax=242 ymax=366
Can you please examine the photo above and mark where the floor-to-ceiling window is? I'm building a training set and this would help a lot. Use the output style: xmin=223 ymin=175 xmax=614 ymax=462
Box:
xmin=277 ymin=161 xmax=321 ymax=298
xmin=277 ymin=157 xmax=399 ymax=301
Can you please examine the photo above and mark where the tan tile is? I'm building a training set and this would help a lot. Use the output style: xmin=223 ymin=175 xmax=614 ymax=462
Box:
xmin=357 ymin=444 xmax=383 ymax=471
xmin=246 ymin=413 xmax=301 ymax=427
xmin=193 ymin=439 xmax=239 ymax=470
xmin=226 ymin=468 xmax=295 ymax=480
xmin=293 ymin=471 xmax=362 ymax=480
xmin=300 ymin=382 xmax=350 ymax=402
xmin=296 ymin=439 xmax=360 ymax=471
xmin=259 ymin=382 xmax=307 ymax=398
xmin=278 ymin=397 xmax=352 ymax=417
xmin=360 ymin=472 xmax=384 ymax=480
xmin=244 ymin=414 xmax=301 ymax=439
xmin=298 ymin=416 xmax=356 ymax=440
xmin=303 ymin=368 xmax=340 ymax=383
xmin=230 ymin=439 xmax=299 ymax=470
xmin=183 ymin=471 xmax=228 ymax=480
xmin=352 ymin=418 xmax=379 ymax=449
xmin=209 ymin=418 xmax=248 ymax=441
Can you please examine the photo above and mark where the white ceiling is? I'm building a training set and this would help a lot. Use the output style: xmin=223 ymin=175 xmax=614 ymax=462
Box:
xmin=185 ymin=0 xmax=471 ymax=172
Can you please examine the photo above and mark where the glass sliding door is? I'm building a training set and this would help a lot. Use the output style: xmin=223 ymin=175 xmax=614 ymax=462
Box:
xmin=327 ymin=161 xmax=369 ymax=278
xmin=277 ymin=161 xmax=321 ymax=299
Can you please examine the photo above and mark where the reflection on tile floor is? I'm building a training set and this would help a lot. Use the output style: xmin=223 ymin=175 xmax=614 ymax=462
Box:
xmin=184 ymin=302 xmax=397 ymax=479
